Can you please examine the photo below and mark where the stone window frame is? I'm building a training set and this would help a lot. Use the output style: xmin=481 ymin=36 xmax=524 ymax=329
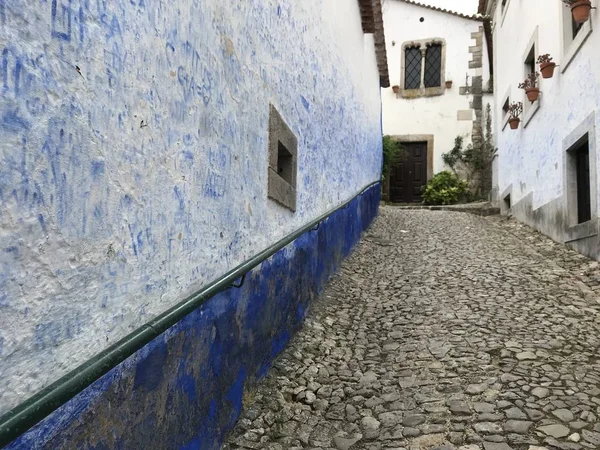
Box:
xmin=267 ymin=104 xmax=298 ymax=212
xmin=399 ymin=38 xmax=446 ymax=99
xmin=522 ymin=27 xmax=540 ymax=128
xmin=563 ymin=112 xmax=598 ymax=242
xmin=560 ymin=0 xmax=593 ymax=74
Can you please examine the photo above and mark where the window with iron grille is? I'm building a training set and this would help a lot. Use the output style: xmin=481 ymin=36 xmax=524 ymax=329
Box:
xmin=404 ymin=47 xmax=421 ymax=90
xmin=424 ymin=44 xmax=442 ymax=88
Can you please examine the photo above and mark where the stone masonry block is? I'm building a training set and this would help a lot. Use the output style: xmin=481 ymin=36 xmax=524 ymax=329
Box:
xmin=268 ymin=168 xmax=297 ymax=212
xmin=457 ymin=110 xmax=473 ymax=121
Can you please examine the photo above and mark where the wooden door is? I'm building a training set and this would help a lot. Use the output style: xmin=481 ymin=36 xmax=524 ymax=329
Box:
xmin=576 ymin=141 xmax=591 ymax=223
xmin=389 ymin=142 xmax=428 ymax=203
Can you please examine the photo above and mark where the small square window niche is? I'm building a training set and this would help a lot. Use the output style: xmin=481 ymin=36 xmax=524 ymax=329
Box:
xmin=503 ymin=194 xmax=511 ymax=211
xmin=268 ymin=104 xmax=297 ymax=211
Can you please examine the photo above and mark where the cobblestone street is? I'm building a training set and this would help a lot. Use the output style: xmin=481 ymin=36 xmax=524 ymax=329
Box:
xmin=223 ymin=207 xmax=600 ymax=450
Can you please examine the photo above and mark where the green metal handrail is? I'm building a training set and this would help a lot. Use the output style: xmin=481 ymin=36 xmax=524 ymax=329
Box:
xmin=0 ymin=180 xmax=380 ymax=448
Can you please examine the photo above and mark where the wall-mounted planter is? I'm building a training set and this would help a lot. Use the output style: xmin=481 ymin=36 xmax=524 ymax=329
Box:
xmin=509 ymin=118 xmax=521 ymax=130
xmin=525 ymin=88 xmax=540 ymax=103
xmin=445 ymin=80 xmax=453 ymax=89
xmin=570 ymin=0 xmax=592 ymax=24
xmin=540 ymin=62 xmax=557 ymax=79
xmin=392 ymin=85 xmax=400 ymax=94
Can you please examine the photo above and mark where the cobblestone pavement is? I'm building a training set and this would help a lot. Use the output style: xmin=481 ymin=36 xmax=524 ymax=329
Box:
xmin=223 ymin=207 xmax=600 ymax=450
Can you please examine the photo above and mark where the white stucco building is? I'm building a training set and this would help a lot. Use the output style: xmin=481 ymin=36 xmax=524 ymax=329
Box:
xmin=381 ymin=0 xmax=492 ymax=202
xmin=483 ymin=0 xmax=600 ymax=260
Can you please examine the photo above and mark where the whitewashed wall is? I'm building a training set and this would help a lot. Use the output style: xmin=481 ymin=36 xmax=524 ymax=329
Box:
xmin=0 ymin=0 xmax=382 ymax=414
xmin=494 ymin=1 xmax=600 ymax=224
xmin=381 ymin=0 xmax=489 ymax=173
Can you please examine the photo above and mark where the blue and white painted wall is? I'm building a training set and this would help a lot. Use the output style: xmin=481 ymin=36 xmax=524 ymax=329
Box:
xmin=489 ymin=0 xmax=600 ymax=259
xmin=0 ymin=0 xmax=385 ymax=441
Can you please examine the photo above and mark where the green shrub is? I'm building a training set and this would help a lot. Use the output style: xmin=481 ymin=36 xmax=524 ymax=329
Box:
xmin=421 ymin=171 xmax=468 ymax=205
xmin=382 ymin=135 xmax=404 ymax=180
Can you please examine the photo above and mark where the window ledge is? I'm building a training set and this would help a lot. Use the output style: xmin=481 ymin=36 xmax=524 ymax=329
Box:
xmin=400 ymin=86 xmax=444 ymax=99
xmin=565 ymin=218 xmax=599 ymax=243
xmin=523 ymin=99 xmax=540 ymax=128
xmin=562 ymin=20 xmax=592 ymax=73
xmin=268 ymin=168 xmax=297 ymax=212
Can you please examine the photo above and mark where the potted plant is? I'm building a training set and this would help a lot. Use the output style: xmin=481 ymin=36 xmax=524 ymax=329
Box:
xmin=537 ymin=54 xmax=557 ymax=79
xmin=445 ymin=80 xmax=453 ymax=89
xmin=562 ymin=0 xmax=593 ymax=24
xmin=518 ymin=72 xmax=540 ymax=102
xmin=392 ymin=85 xmax=400 ymax=94
xmin=507 ymin=102 xmax=523 ymax=130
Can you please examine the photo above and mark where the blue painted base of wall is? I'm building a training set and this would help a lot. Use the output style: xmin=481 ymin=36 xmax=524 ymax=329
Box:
xmin=6 ymin=184 xmax=380 ymax=450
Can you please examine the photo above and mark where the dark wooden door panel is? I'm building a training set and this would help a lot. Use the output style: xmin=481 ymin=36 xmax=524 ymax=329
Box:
xmin=576 ymin=143 xmax=591 ymax=223
xmin=389 ymin=142 xmax=428 ymax=203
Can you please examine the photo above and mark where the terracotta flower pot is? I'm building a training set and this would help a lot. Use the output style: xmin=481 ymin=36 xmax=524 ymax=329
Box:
xmin=540 ymin=62 xmax=557 ymax=79
xmin=392 ymin=85 xmax=400 ymax=94
xmin=445 ymin=80 xmax=453 ymax=89
xmin=509 ymin=118 xmax=520 ymax=130
xmin=525 ymin=87 xmax=540 ymax=102
xmin=571 ymin=0 xmax=592 ymax=24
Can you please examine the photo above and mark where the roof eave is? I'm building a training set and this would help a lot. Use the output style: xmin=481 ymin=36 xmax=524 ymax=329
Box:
xmin=359 ymin=0 xmax=390 ymax=88
xmin=396 ymin=0 xmax=489 ymax=22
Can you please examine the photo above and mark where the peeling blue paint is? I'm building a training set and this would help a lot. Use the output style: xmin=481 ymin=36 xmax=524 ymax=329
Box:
xmin=91 ymin=161 xmax=105 ymax=179
xmin=300 ymin=95 xmax=310 ymax=111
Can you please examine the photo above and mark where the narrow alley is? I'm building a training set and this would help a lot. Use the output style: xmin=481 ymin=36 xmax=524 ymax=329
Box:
xmin=223 ymin=207 xmax=600 ymax=450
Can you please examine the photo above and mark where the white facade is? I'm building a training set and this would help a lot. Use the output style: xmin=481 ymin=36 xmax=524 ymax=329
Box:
xmin=490 ymin=0 xmax=600 ymax=259
xmin=382 ymin=0 xmax=492 ymax=179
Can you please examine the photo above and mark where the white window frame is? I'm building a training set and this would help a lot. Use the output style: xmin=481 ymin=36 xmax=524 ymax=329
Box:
xmin=560 ymin=1 xmax=593 ymax=73
xmin=500 ymin=86 xmax=511 ymax=131
xmin=522 ymin=27 xmax=540 ymax=128
xmin=500 ymin=0 xmax=511 ymax=27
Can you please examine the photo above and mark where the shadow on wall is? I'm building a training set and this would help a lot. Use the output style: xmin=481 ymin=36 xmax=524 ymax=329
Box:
xmin=6 ymin=185 xmax=380 ymax=450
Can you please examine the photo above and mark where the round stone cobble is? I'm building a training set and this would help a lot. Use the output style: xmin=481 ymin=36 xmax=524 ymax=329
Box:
xmin=223 ymin=207 xmax=600 ymax=450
